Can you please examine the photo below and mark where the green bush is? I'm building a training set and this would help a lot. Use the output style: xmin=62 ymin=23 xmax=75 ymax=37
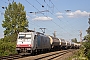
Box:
xmin=0 ymin=41 xmax=17 ymax=56
xmin=83 ymin=35 xmax=90 ymax=59
xmin=0 ymin=34 xmax=17 ymax=56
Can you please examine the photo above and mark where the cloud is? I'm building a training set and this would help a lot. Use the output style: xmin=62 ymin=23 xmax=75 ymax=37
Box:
xmin=56 ymin=12 xmax=63 ymax=18
xmin=57 ymin=16 xmax=63 ymax=18
xmin=56 ymin=12 xmax=63 ymax=15
xmin=66 ymin=10 xmax=90 ymax=18
xmin=32 ymin=16 xmax=53 ymax=20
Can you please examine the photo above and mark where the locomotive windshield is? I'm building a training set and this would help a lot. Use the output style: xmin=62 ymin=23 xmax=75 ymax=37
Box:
xmin=18 ymin=34 xmax=31 ymax=39
xmin=26 ymin=34 xmax=31 ymax=39
xmin=19 ymin=34 xmax=25 ymax=39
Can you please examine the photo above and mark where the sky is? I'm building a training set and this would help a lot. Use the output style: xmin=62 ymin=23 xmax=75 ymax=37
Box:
xmin=0 ymin=0 xmax=90 ymax=42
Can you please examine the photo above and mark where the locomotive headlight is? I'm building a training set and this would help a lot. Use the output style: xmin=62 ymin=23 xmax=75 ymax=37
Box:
xmin=29 ymin=44 xmax=31 ymax=47
xmin=29 ymin=45 xmax=30 ymax=46
xmin=29 ymin=44 xmax=32 ymax=47
xmin=16 ymin=45 xmax=20 ymax=47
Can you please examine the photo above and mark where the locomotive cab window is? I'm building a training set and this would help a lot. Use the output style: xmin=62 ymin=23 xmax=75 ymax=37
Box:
xmin=18 ymin=34 xmax=25 ymax=39
xmin=26 ymin=34 xmax=31 ymax=39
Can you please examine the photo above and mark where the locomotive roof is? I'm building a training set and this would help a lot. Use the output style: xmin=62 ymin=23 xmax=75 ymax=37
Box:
xmin=27 ymin=30 xmax=35 ymax=32
xmin=19 ymin=32 xmax=34 ymax=34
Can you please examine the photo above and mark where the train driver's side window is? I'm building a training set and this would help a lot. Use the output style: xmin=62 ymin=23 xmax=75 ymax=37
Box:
xmin=34 ymin=35 xmax=37 ymax=39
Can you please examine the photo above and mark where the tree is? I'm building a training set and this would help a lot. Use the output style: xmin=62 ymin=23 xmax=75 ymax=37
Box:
xmin=83 ymin=34 xmax=90 ymax=59
xmin=71 ymin=38 xmax=77 ymax=43
xmin=2 ymin=2 xmax=28 ymax=36
xmin=82 ymin=16 xmax=90 ymax=59
xmin=86 ymin=26 xmax=90 ymax=35
xmin=86 ymin=17 xmax=90 ymax=35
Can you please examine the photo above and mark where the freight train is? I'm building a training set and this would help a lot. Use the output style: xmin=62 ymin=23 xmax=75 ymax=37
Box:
xmin=16 ymin=30 xmax=81 ymax=54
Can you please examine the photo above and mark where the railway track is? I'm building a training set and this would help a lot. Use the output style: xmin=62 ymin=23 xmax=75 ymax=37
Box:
xmin=34 ymin=50 xmax=71 ymax=60
xmin=0 ymin=53 xmax=31 ymax=60
xmin=0 ymin=49 xmax=77 ymax=60
xmin=16 ymin=49 xmax=77 ymax=60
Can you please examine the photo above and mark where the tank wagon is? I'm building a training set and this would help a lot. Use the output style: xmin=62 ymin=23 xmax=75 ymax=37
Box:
xmin=65 ymin=41 xmax=71 ymax=49
xmin=74 ymin=43 xmax=81 ymax=49
xmin=48 ymin=36 xmax=60 ymax=50
xmin=59 ymin=38 xmax=66 ymax=49
xmin=70 ymin=42 xmax=75 ymax=49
